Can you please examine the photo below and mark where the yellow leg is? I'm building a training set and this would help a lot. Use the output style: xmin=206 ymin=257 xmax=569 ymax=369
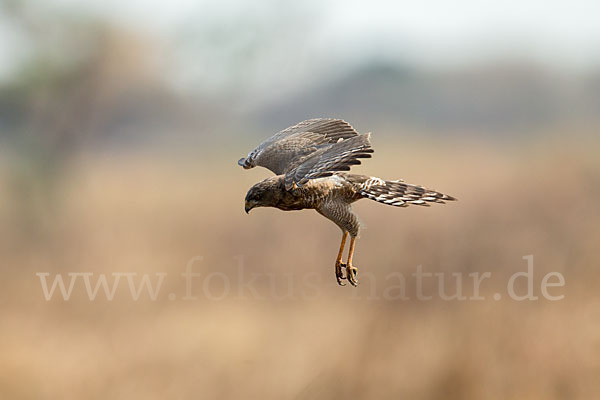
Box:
xmin=335 ymin=231 xmax=349 ymax=286
xmin=337 ymin=231 xmax=348 ymax=264
xmin=346 ymin=236 xmax=358 ymax=286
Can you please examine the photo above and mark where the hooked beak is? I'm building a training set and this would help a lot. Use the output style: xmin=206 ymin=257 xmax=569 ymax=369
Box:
xmin=238 ymin=158 xmax=252 ymax=169
xmin=244 ymin=202 xmax=253 ymax=214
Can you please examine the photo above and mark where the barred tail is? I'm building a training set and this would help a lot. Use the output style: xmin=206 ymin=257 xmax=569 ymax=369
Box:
xmin=359 ymin=176 xmax=456 ymax=207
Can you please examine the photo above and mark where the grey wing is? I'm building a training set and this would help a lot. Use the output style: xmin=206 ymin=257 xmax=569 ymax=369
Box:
xmin=237 ymin=118 xmax=359 ymax=175
xmin=284 ymin=133 xmax=373 ymax=189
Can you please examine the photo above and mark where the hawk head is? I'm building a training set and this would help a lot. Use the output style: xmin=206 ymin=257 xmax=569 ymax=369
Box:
xmin=244 ymin=178 xmax=279 ymax=213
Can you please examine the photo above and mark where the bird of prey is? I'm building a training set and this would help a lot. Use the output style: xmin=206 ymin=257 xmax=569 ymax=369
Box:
xmin=239 ymin=118 xmax=455 ymax=286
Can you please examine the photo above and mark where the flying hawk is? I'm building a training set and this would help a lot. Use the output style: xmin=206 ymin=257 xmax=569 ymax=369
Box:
xmin=239 ymin=118 xmax=455 ymax=286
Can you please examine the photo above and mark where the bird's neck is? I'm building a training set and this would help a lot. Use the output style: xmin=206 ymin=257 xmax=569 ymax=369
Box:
xmin=271 ymin=176 xmax=308 ymax=211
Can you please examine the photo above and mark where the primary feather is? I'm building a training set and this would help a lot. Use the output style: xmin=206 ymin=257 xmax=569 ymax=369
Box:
xmin=238 ymin=118 xmax=360 ymax=175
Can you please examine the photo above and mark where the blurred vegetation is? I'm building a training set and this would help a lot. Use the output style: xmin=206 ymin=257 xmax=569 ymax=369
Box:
xmin=1 ymin=142 xmax=599 ymax=399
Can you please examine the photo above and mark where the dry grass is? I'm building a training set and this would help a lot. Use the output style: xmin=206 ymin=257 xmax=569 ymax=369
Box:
xmin=1 ymin=137 xmax=599 ymax=399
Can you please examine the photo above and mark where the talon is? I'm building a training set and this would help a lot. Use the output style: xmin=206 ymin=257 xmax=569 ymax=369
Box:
xmin=335 ymin=261 xmax=347 ymax=286
xmin=346 ymin=264 xmax=358 ymax=287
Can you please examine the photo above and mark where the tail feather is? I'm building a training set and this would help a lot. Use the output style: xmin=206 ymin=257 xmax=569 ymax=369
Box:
xmin=359 ymin=176 xmax=456 ymax=207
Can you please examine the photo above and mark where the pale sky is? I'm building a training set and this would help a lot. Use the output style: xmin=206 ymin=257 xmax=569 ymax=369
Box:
xmin=60 ymin=0 xmax=600 ymax=69
xmin=2 ymin=0 xmax=600 ymax=96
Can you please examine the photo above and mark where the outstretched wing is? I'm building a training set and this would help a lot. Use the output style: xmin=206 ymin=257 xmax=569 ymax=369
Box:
xmin=284 ymin=133 xmax=373 ymax=189
xmin=238 ymin=118 xmax=359 ymax=175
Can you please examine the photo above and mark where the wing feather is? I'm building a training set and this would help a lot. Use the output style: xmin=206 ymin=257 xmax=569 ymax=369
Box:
xmin=284 ymin=133 xmax=373 ymax=189
xmin=238 ymin=118 xmax=359 ymax=174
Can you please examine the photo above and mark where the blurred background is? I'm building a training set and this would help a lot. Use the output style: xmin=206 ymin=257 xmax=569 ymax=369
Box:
xmin=1 ymin=0 xmax=599 ymax=399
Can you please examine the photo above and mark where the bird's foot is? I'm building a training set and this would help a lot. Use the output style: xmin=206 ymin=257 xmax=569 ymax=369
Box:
xmin=346 ymin=264 xmax=358 ymax=287
xmin=335 ymin=261 xmax=346 ymax=286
